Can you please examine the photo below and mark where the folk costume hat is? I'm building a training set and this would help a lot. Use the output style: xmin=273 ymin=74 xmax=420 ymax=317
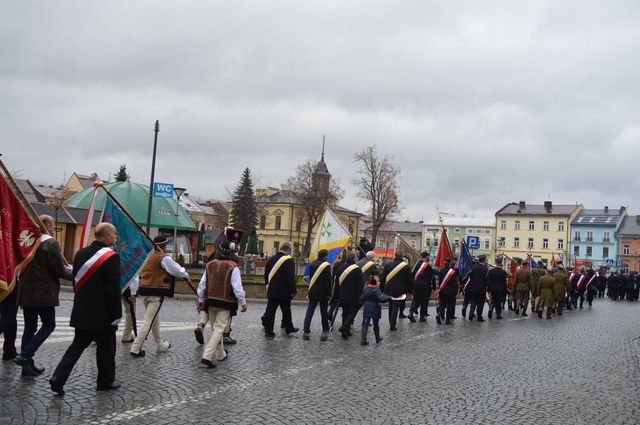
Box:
xmin=225 ymin=227 xmax=244 ymax=244
xmin=154 ymin=235 xmax=170 ymax=246
xmin=220 ymin=240 xmax=237 ymax=255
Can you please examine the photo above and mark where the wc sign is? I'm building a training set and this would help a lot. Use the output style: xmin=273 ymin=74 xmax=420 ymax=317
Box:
xmin=153 ymin=182 xmax=174 ymax=198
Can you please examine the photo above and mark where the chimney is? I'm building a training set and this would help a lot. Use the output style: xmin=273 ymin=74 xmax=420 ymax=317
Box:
xmin=544 ymin=201 xmax=552 ymax=212
xmin=604 ymin=206 xmax=609 ymax=213
xmin=519 ymin=201 xmax=526 ymax=210
xmin=620 ymin=206 xmax=626 ymax=215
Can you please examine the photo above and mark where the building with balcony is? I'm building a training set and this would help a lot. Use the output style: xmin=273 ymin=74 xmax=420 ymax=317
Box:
xmin=569 ymin=206 xmax=626 ymax=270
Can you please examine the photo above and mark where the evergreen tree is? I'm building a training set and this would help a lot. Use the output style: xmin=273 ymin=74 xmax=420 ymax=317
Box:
xmin=229 ymin=168 xmax=258 ymax=252
xmin=115 ymin=164 xmax=130 ymax=182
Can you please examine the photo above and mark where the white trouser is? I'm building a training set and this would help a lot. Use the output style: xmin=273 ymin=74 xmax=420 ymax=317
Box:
xmin=121 ymin=296 xmax=136 ymax=340
xmin=199 ymin=310 xmax=232 ymax=333
xmin=202 ymin=307 xmax=230 ymax=362
xmin=131 ymin=296 xmax=162 ymax=352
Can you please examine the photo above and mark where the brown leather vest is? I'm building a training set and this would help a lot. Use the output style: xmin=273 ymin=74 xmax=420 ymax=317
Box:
xmin=140 ymin=252 xmax=173 ymax=291
xmin=205 ymin=259 xmax=237 ymax=304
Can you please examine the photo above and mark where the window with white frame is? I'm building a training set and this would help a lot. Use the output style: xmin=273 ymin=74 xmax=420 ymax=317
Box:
xmin=515 ymin=221 xmax=521 ymax=230
xmin=558 ymin=239 xmax=564 ymax=250
xmin=484 ymin=239 xmax=490 ymax=250
xmin=542 ymin=238 xmax=549 ymax=249
xmin=499 ymin=237 xmax=506 ymax=248
xmin=514 ymin=237 xmax=520 ymax=248
xmin=574 ymin=246 xmax=580 ymax=256
xmin=603 ymin=247 xmax=609 ymax=258
xmin=528 ymin=238 xmax=534 ymax=248
xmin=500 ymin=220 xmax=507 ymax=230
xmin=528 ymin=221 xmax=535 ymax=230
xmin=623 ymin=245 xmax=630 ymax=255
xmin=543 ymin=221 xmax=549 ymax=231
xmin=586 ymin=246 xmax=592 ymax=256
xmin=558 ymin=222 xmax=565 ymax=231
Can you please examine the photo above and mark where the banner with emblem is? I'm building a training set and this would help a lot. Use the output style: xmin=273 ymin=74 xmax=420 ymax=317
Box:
xmin=0 ymin=159 xmax=44 ymax=301
xmin=303 ymin=208 xmax=352 ymax=282
xmin=101 ymin=191 xmax=155 ymax=293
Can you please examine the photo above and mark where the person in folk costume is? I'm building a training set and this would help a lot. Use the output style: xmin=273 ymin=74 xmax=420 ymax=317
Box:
xmin=536 ymin=266 xmax=556 ymax=319
xmin=553 ymin=261 xmax=569 ymax=316
xmin=130 ymin=235 xmax=192 ymax=357
xmin=360 ymin=276 xmax=391 ymax=345
xmin=467 ymin=254 xmax=489 ymax=322
xmin=487 ymin=256 xmax=508 ymax=320
xmin=49 ymin=223 xmax=122 ymax=395
xmin=197 ymin=240 xmax=247 ymax=368
xmin=332 ymin=251 xmax=365 ymax=340
xmin=409 ymin=251 xmax=435 ymax=322
xmin=436 ymin=258 xmax=459 ymax=325
xmin=261 ymin=242 xmax=298 ymax=338
xmin=194 ymin=228 xmax=243 ymax=346
xmin=585 ymin=268 xmax=598 ymax=307
xmin=514 ymin=259 xmax=532 ymax=316
xmin=302 ymin=249 xmax=332 ymax=341
xmin=381 ymin=252 xmax=413 ymax=330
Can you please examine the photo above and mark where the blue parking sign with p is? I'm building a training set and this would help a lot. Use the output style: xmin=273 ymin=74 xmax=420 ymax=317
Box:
xmin=153 ymin=182 xmax=174 ymax=198
xmin=466 ymin=236 xmax=480 ymax=250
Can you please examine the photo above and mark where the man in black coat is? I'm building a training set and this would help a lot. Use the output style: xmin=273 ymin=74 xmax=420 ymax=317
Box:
xmin=436 ymin=259 xmax=458 ymax=325
xmin=332 ymin=251 xmax=364 ymax=339
xmin=467 ymin=255 xmax=489 ymax=322
xmin=487 ymin=257 xmax=508 ymax=319
xmin=49 ymin=222 xmax=122 ymax=396
xmin=15 ymin=215 xmax=72 ymax=376
xmin=409 ymin=251 xmax=435 ymax=322
xmin=302 ymin=249 xmax=332 ymax=341
xmin=261 ymin=242 xmax=298 ymax=338
xmin=381 ymin=252 xmax=413 ymax=330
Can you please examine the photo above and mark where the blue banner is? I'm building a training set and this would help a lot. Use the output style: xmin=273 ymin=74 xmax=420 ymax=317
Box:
xmin=457 ymin=240 xmax=473 ymax=281
xmin=103 ymin=197 xmax=154 ymax=293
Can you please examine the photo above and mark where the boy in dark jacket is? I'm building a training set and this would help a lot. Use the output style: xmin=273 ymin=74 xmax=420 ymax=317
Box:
xmin=360 ymin=277 xmax=391 ymax=345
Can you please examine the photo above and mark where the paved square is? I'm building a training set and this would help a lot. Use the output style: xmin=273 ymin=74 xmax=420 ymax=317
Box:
xmin=1 ymin=293 xmax=639 ymax=425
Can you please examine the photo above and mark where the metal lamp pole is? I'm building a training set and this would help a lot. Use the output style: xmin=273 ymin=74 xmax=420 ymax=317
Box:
xmin=173 ymin=187 xmax=186 ymax=261
xmin=146 ymin=120 xmax=160 ymax=234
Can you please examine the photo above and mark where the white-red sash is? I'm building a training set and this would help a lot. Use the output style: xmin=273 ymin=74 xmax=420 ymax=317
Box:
xmin=569 ymin=272 xmax=576 ymax=283
xmin=435 ymin=268 xmax=455 ymax=299
xmin=413 ymin=261 xmax=429 ymax=283
xmin=585 ymin=274 xmax=597 ymax=290
xmin=575 ymin=274 xmax=586 ymax=290
xmin=74 ymin=247 xmax=116 ymax=293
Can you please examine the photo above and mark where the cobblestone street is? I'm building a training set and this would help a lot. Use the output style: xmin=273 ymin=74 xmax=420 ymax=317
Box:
xmin=1 ymin=293 xmax=639 ymax=425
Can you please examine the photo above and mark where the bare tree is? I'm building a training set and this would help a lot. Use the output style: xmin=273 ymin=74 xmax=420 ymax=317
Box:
xmin=354 ymin=146 xmax=401 ymax=245
xmin=282 ymin=159 xmax=344 ymax=257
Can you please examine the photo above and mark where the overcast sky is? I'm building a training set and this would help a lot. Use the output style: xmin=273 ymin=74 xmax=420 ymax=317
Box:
xmin=2 ymin=1 xmax=639 ymax=221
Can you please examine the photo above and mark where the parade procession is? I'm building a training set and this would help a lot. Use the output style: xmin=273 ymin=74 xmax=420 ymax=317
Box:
xmin=2 ymin=153 xmax=639 ymax=406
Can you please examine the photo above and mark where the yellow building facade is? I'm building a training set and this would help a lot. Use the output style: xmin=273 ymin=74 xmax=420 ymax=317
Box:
xmin=495 ymin=201 xmax=583 ymax=263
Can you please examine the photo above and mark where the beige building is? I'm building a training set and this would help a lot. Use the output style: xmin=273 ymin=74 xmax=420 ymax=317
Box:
xmin=64 ymin=172 xmax=99 ymax=193
xmin=495 ymin=201 xmax=583 ymax=263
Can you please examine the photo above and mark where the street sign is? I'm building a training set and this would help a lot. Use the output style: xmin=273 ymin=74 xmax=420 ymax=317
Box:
xmin=466 ymin=235 xmax=480 ymax=250
xmin=616 ymin=260 xmax=624 ymax=268
xmin=153 ymin=182 xmax=174 ymax=198
xmin=604 ymin=258 xmax=615 ymax=267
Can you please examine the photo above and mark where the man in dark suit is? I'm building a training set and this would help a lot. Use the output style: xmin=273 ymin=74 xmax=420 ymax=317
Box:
xmin=261 ymin=241 xmax=298 ymax=338
xmin=381 ymin=252 xmax=413 ymax=330
xmin=49 ymin=222 xmax=122 ymax=396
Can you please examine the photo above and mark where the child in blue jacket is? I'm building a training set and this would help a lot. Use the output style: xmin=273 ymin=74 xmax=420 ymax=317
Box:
xmin=361 ymin=277 xmax=391 ymax=345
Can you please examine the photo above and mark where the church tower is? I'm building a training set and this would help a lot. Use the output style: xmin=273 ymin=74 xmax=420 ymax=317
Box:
xmin=312 ymin=136 xmax=331 ymax=197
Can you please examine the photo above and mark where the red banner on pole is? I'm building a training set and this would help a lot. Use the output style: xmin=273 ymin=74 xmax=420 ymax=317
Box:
xmin=0 ymin=167 xmax=42 ymax=301
xmin=434 ymin=228 xmax=454 ymax=269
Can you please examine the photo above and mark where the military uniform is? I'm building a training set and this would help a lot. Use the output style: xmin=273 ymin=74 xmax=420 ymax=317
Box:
xmin=530 ymin=265 xmax=545 ymax=312
xmin=537 ymin=272 xmax=555 ymax=319
xmin=514 ymin=266 xmax=532 ymax=316
xmin=486 ymin=264 xmax=508 ymax=319
xmin=553 ymin=268 xmax=569 ymax=315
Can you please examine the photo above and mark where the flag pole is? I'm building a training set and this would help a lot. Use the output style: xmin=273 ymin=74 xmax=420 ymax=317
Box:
xmin=99 ymin=183 xmax=198 ymax=295
xmin=0 ymin=157 xmax=47 ymax=233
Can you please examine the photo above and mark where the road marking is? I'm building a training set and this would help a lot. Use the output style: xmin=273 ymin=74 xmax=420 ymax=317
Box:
xmin=88 ymin=357 xmax=346 ymax=424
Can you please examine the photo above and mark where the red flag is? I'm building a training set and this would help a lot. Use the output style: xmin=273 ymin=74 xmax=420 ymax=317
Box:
xmin=0 ymin=164 xmax=43 ymax=301
xmin=551 ymin=254 xmax=557 ymax=268
xmin=434 ymin=228 xmax=454 ymax=269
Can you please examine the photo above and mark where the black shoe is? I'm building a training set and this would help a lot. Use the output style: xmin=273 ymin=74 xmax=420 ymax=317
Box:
xmin=496 ymin=315 xmax=503 ymax=320
xmin=29 ymin=359 xmax=44 ymax=375
xmin=320 ymin=335 xmax=329 ymax=342
xmin=340 ymin=328 xmax=349 ymax=339
xmin=389 ymin=325 xmax=397 ymax=331
xmin=521 ymin=312 xmax=528 ymax=317
xmin=194 ymin=326 xmax=204 ymax=345
xmin=265 ymin=332 xmax=276 ymax=338
xmin=477 ymin=317 xmax=485 ymax=322
xmin=302 ymin=332 xmax=310 ymax=341
xmin=21 ymin=363 xmax=39 ymax=377
xmin=49 ymin=378 xmax=65 ymax=396
xmin=13 ymin=354 xmax=26 ymax=366
xmin=200 ymin=358 xmax=216 ymax=368
xmin=408 ymin=314 xmax=416 ymax=323
xmin=285 ymin=327 xmax=299 ymax=334
xmin=425 ymin=313 xmax=431 ymax=317
xmin=445 ymin=319 xmax=452 ymax=325
xmin=461 ymin=308 xmax=466 ymax=318
xmin=398 ymin=313 xmax=407 ymax=319
xmin=515 ymin=308 xmax=520 ymax=315
xmin=222 ymin=336 xmax=237 ymax=345
xmin=468 ymin=315 xmax=474 ymax=321
xmin=538 ymin=310 xmax=543 ymax=318
xmin=488 ymin=310 xmax=493 ymax=319
xmin=260 ymin=315 xmax=266 ymax=328
xmin=130 ymin=350 xmax=145 ymax=357
xmin=436 ymin=315 xmax=442 ymax=325
xmin=419 ymin=317 xmax=427 ymax=322
xmin=97 ymin=381 xmax=121 ymax=391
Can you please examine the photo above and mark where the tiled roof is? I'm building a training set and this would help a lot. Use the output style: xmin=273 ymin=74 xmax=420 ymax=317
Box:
xmin=14 ymin=179 xmax=42 ymax=204
xmin=496 ymin=202 xmax=581 ymax=216
xmin=617 ymin=215 xmax=640 ymax=236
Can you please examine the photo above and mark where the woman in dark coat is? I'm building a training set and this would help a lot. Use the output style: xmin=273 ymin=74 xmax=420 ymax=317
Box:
xmin=360 ymin=277 xmax=391 ymax=345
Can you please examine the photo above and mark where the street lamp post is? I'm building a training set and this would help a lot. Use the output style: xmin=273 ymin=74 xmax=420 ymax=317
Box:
xmin=173 ymin=187 xmax=186 ymax=261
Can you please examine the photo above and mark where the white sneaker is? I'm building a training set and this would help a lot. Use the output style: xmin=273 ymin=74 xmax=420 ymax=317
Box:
xmin=157 ymin=340 xmax=171 ymax=353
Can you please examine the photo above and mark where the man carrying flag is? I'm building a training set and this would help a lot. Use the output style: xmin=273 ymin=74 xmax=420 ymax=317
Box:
xmin=409 ymin=251 xmax=435 ymax=322
xmin=302 ymin=249 xmax=332 ymax=341
xmin=49 ymin=223 xmax=122 ymax=395
xmin=435 ymin=258 xmax=458 ymax=325
xmin=0 ymin=160 xmax=45 ymax=362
